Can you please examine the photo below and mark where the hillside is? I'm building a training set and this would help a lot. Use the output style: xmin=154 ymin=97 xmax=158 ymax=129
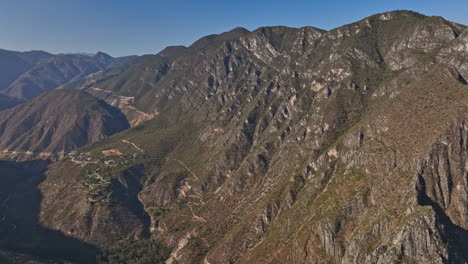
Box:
xmin=0 ymin=94 xmax=22 ymax=111
xmin=0 ymin=159 xmax=98 ymax=264
xmin=1 ymin=10 xmax=467 ymax=264
xmin=0 ymin=49 xmax=53 ymax=92
xmin=0 ymin=89 xmax=130 ymax=160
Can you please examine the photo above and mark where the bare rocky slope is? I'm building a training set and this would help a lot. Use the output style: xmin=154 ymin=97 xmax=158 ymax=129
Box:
xmin=1 ymin=10 xmax=468 ymax=264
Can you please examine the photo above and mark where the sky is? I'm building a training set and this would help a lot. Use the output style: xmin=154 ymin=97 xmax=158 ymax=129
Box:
xmin=1 ymin=0 xmax=467 ymax=57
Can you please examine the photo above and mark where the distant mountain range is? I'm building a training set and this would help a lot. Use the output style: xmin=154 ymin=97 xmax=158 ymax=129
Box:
xmin=0 ymin=49 xmax=135 ymax=100
xmin=0 ymin=10 xmax=467 ymax=264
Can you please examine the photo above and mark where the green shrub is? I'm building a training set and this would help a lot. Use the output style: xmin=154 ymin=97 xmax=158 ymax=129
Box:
xmin=98 ymin=239 xmax=170 ymax=264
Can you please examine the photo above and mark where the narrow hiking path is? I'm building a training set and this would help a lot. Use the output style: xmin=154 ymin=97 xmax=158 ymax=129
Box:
xmin=70 ymin=156 xmax=98 ymax=166
xmin=165 ymin=158 xmax=199 ymax=180
xmin=122 ymin=139 xmax=144 ymax=152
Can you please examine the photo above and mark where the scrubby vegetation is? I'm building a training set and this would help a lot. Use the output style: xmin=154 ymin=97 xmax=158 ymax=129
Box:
xmin=97 ymin=240 xmax=170 ymax=264
xmin=73 ymin=151 xmax=145 ymax=204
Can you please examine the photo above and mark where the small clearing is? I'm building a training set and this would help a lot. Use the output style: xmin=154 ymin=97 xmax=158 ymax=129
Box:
xmin=101 ymin=149 xmax=123 ymax=156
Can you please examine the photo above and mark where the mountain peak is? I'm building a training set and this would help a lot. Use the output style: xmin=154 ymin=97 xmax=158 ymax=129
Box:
xmin=94 ymin=51 xmax=113 ymax=59
xmin=229 ymin=27 xmax=250 ymax=34
xmin=364 ymin=10 xmax=427 ymax=22
xmin=188 ymin=27 xmax=250 ymax=51
xmin=158 ymin=45 xmax=188 ymax=58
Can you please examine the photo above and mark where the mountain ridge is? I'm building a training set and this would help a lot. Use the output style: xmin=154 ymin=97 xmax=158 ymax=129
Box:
xmin=0 ymin=49 xmax=137 ymax=102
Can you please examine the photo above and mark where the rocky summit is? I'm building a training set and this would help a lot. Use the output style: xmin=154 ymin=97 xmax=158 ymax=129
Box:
xmin=0 ymin=10 xmax=467 ymax=264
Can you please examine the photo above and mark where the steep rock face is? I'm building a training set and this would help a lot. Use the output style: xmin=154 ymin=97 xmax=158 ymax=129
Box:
xmin=418 ymin=122 xmax=468 ymax=230
xmin=438 ymin=27 xmax=468 ymax=81
xmin=0 ymin=89 xmax=129 ymax=160
xmin=20 ymin=10 xmax=468 ymax=264
xmin=260 ymin=65 xmax=468 ymax=264
xmin=417 ymin=121 xmax=468 ymax=263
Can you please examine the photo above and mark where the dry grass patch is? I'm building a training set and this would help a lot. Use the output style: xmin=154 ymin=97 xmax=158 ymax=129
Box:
xmin=102 ymin=149 xmax=123 ymax=156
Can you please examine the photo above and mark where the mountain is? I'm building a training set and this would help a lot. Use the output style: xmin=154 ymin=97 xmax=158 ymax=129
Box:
xmin=4 ymin=53 xmax=118 ymax=100
xmin=0 ymin=49 xmax=53 ymax=92
xmin=0 ymin=94 xmax=23 ymax=111
xmin=0 ymin=50 xmax=136 ymax=101
xmin=1 ymin=10 xmax=468 ymax=264
xmin=69 ymin=27 xmax=253 ymax=126
xmin=0 ymin=159 xmax=99 ymax=264
xmin=0 ymin=89 xmax=130 ymax=160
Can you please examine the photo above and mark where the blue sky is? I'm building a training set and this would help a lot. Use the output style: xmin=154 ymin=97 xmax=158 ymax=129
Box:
xmin=1 ymin=0 xmax=467 ymax=57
